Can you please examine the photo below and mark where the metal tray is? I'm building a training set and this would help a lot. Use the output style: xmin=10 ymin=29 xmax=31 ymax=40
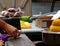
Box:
xmin=42 ymin=30 xmax=60 ymax=45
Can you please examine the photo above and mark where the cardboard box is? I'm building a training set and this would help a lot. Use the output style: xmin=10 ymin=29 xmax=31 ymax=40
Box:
xmin=36 ymin=16 xmax=53 ymax=28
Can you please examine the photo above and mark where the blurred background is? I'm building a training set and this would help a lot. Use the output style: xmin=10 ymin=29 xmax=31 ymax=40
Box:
xmin=32 ymin=0 xmax=60 ymax=15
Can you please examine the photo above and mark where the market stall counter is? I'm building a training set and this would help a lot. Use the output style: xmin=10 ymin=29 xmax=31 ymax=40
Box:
xmin=5 ymin=34 xmax=35 ymax=46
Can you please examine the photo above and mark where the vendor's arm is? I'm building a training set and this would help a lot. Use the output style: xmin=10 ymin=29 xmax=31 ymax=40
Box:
xmin=0 ymin=19 xmax=20 ymax=36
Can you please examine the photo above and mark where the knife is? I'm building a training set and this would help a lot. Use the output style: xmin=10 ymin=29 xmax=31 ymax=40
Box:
xmin=5 ymin=41 xmax=14 ymax=46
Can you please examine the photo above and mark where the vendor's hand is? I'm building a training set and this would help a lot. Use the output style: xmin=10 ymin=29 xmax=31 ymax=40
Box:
xmin=0 ymin=40 xmax=4 ymax=46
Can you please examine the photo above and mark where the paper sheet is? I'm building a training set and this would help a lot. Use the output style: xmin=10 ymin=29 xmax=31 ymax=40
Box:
xmin=51 ymin=10 xmax=60 ymax=20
